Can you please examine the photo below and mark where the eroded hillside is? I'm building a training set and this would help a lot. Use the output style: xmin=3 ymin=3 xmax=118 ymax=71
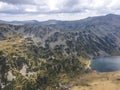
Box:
xmin=0 ymin=35 xmax=89 ymax=90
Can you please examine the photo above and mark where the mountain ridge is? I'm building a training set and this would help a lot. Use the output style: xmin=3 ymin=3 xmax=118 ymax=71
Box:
xmin=1 ymin=13 xmax=120 ymax=57
xmin=0 ymin=14 xmax=120 ymax=25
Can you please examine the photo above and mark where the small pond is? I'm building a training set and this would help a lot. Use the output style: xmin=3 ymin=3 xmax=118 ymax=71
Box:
xmin=90 ymin=56 xmax=120 ymax=72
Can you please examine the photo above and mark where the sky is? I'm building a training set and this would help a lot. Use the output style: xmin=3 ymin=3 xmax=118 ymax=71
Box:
xmin=0 ymin=0 xmax=120 ymax=21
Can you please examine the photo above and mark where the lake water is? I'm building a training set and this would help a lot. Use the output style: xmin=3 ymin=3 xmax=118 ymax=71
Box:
xmin=90 ymin=56 xmax=120 ymax=72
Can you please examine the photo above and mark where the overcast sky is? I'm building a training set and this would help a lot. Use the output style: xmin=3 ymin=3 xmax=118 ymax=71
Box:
xmin=0 ymin=0 xmax=120 ymax=21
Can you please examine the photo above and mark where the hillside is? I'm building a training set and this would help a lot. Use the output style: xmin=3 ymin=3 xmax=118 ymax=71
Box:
xmin=1 ymin=14 xmax=120 ymax=57
xmin=71 ymin=71 xmax=120 ymax=90
xmin=0 ymin=35 xmax=89 ymax=90
xmin=0 ymin=14 xmax=120 ymax=90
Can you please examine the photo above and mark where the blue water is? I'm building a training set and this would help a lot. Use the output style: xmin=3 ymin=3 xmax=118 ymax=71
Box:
xmin=90 ymin=56 xmax=120 ymax=72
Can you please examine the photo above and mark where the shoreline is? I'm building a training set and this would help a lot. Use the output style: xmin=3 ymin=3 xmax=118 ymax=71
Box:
xmin=87 ymin=59 xmax=91 ymax=70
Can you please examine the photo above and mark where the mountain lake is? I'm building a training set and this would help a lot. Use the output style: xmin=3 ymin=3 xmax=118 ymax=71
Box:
xmin=90 ymin=56 xmax=120 ymax=72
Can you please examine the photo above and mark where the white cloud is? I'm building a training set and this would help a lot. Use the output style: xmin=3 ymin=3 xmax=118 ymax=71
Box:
xmin=25 ymin=8 xmax=37 ymax=12
xmin=47 ymin=0 xmax=59 ymax=10
xmin=0 ymin=0 xmax=120 ymax=21
xmin=90 ymin=0 xmax=105 ymax=8
xmin=0 ymin=0 xmax=34 ymax=4
xmin=25 ymin=5 xmax=37 ymax=12
xmin=0 ymin=2 xmax=18 ymax=12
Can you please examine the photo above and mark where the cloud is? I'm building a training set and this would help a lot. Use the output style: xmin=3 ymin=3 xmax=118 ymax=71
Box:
xmin=0 ymin=0 xmax=34 ymax=5
xmin=0 ymin=0 xmax=120 ymax=21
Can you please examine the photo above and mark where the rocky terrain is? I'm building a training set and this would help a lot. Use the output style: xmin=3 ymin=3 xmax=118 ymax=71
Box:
xmin=0 ymin=14 xmax=120 ymax=90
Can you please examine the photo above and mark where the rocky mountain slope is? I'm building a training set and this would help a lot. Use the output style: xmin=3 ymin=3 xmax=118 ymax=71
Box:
xmin=0 ymin=14 xmax=120 ymax=90
xmin=1 ymin=14 xmax=120 ymax=57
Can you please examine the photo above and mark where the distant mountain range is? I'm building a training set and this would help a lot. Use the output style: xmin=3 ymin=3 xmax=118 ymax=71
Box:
xmin=0 ymin=14 xmax=120 ymax=57
xmin=0 ymin=20 xmax=39 ymax=25
xmin=1 ymin=14 xmax=120 ymax=27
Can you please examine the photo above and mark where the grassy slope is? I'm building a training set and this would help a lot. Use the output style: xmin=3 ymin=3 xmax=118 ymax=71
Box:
xmin=0 ymin=35 xmax=90 ymax=90
xmin=1 ymin=35 xmax=120 ymax=90
xmin=71 ymin=71 xmax=120 ymax=90
xmin=0 ymin=35 xmax=27 ymax=55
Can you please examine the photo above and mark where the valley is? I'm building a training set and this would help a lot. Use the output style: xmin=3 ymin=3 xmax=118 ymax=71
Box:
xmin=0 ymin=14 xmax=120 ymax=90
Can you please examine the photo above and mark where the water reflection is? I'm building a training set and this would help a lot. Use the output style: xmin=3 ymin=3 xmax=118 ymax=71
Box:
xmin=90 ymin=56 xmax=120 ymax=72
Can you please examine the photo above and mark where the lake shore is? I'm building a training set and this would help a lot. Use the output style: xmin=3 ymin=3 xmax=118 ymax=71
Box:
xmin=71 ymin=56 xmax=120 ymax=90
xmin=71 ymin=70 xmax=120 ymax=90
xmin=88 ymin=59 xmax=91 ymax=70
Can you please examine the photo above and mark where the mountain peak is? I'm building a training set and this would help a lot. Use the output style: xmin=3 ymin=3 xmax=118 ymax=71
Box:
xmin=106 ymin=13 xmax=119 ymax=17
